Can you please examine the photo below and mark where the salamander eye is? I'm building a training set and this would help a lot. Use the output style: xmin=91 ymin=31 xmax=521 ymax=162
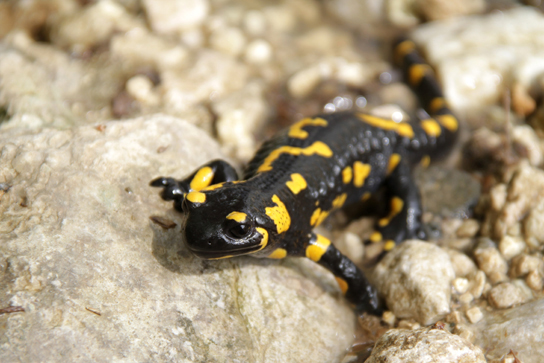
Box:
xmin=227 ymin=223 xmax=252 ymax=239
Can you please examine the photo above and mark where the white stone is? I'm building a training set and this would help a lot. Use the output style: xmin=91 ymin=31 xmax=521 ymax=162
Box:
xmin=366 ymin=327 xmax=486 ymax=363
xmin=373 ymin=240 xmax=455 ymax=325
xmin=143 ymin=0 xmax=209 ymax=34
xmin=0 ymin=115 xmax=355 ymax=362
xmin=244 ymin=39 xmax=272 ymax=64
xmin=466 ymin=307 xmax=484 ymax=324
xmin=499 ymin=235 xmax=526 ymax=260
xmin=412 ymin=7 xmax=544 ymax=113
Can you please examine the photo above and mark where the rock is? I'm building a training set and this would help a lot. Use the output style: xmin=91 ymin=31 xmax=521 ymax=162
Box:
xmin=456 ymin=219 xmax=480 ymax=238
xmin=50 ymin=0 xmax=140 ymax=52
xmin=483 ymin=163 xmax=544 ymax=242
xmin=415 ymin=166 xmax=481 ymax=219
xmin=445 ymin=248 xmax=478 ymax=278
xmin=452 ymin=277 xmax=469 ymax=294
xmin=213 ymin=81 xmax=268 ymax=162
xmin=373 ymin=241 xmax=455 ymax=325
xmin=142 ymin=0 xmax=209 ymax=35
xmin=509 ymin=254 xmax=543 ymax=279
xmin=366 ymin=327 xmax=486 ymax=363
xmin=473 ymin=298 xmax=544 ymax=362
xmin=473 ymin=238 xmax=508 ymax=284
xmin=0 ymin=115 xmax=355 ymax=362
xmin=499 ymin=235 xmax=526 ymax=260
xmin=524 ymin=198 xmax=544 ymax=249
xmin=487 ymin=282 xmax=526 ymax=309
xmin=0 ymin=32 xmax=123 ymax=129
xmin=413 ymin=7 xmax=544 ymax=114
xmin=525 ymin=270 xmax=543 ymax=291
xmin=466 ymin=307 xmax=483 ymax=324
xmin=110 ymin=28 xmax=189 ymax=72
xmin=512 ymin=125 xmax=543 ymax=167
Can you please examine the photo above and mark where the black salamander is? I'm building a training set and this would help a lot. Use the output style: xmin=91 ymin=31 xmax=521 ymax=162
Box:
xmin=151 ymin=39 xmax=459 ymax=314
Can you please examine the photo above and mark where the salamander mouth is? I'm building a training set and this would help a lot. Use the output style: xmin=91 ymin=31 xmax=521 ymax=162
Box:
xmin=188 ymin=245 xmax=262 ymax=260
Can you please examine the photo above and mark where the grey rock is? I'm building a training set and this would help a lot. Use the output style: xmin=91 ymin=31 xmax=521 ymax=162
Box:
xmin=415 ymin=166 xmax=481 ymax=219
xmin=0 ymin=115 xmax=355 ymax=363
xmin=365 ymin=327 xmax=486 ymax=363
xmin=373 ymin=240 xmax=455 ymax=325
xmin=473 ymin=298 xmax=544 ymax=363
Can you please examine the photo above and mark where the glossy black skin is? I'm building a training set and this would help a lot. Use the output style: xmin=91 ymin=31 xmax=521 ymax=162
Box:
xmin=151 ymin=40 xmax=459 ymax=314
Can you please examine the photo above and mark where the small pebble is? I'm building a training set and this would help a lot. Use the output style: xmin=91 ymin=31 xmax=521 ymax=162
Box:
xmin=453 ymin=277 xmax=469 ymax=294
xmin=459 ymin=292 xmax=474 ymax=304
xmin=244 ymin=39 xmax=272 ymax=64
xmin=397 ymin=319 xmax=420 ymax=330
xmin=287 ymin=65 xmax=323 ymax=98
xmin=382 ymin=311 xmax=396 ymax=326
xmin=456 ymin=219 xmax=480 ymax=238
xmin=468 ymin=271 xmax=486 ymax=299
xmin=465 ymin=307 xmax=483 ymax=324
xmin=445 ymin=311 xmax=462 ymax=324
xmin=447 ymin=249 xmax=477 ymax=278
xmin=509 ymin=254 xmax=543 ymax=278
xmin=488 ymin=282 xmax=524 ymax=309
xmin=499 ymin=235 xmax=526 ymax=260
xmin=525 ymin=270 xmax=544 ymax=291
xmin=473 ymin=240 xmax=508 ymax=284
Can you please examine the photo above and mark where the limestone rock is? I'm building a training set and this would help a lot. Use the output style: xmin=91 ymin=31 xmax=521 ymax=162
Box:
xmin=366 ymin=327 xmax=486 ymax=363
xmin=474 ymin=298 xmax=544 ymax=362
xmin=373 ymin=241 xmax=455 ymax=325
xmin=0 ymin=115 xmax=355 ymax=362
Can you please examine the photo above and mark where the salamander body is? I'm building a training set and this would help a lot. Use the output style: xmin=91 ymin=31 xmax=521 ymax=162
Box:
xmin=151 ymin=39 xmax=459 ymax=313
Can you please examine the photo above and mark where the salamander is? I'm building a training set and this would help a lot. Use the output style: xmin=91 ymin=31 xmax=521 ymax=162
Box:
xmin=151 ymin=39 xmax=459 ymax=314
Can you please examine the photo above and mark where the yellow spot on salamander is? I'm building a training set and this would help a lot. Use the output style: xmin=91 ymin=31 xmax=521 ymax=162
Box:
xmin=384 ymin=240 xmax=396 ymax=251
xmin=306 ymin=234 xmax=331 ymax=262
xmin=409 ymin=64 xmax=432 ymax=86
xmin=387 ymin=153 xmax=401 ymax=175
xmin=286 ymin=173 xmax=307 ymax=195
xmin=429 ymin=97 xmax=446 ymax=114
xmin=342 ymin=166 xmax=352 ymax=184
xmin=357 ymin=114 xmax=414 ymax=139
xmin=378 ymin=197 xmax=405 ymax=227
xmin=310 ymin=208 xmax=330 ymax=227
xmin=335 ymin=277 xmax=349 ymax=294
xmin=288 ymin=117 xmax=328 ymax=139
xmin=332 ymin=193 xmax=347 ymax=209
xmin=186 ymin=191 xmax=206 ymax=204
xmin=421 ymin=119 xmax=442 ymax=137
xmin=420 ymin=155 xmax=431 ymax=168
xmin=190 ymin=166 xmax=214 ymax=191
xmin=257 ymin=142 xmax=333 ymax=173
xmin=369 ymin=231 xmax=382 ymax=243
xmin=226 ymin=211 xmax=247 ymax=223
xmin=202 ymin=182 xmax=224 ymax=191
xmin=395 ymin=39 xmax=416 ymax=65
xmin=265 ymin=195 xmax=291 ymax=233
xmin=268 ymin=248 xmax=287 ymax=259
xmin=256 ymin=227 xmax=269 ymax=250
xmin=361 ymin=192 xmax=371 ymax=202
xmin=353 ymin=161 xmax=371 ymax=188
xmin=437 ymin=114 xmax=458 ymax=132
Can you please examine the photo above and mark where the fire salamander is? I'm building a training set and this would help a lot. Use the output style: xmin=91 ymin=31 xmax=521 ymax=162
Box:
xmin=151 ymin=39 xmax=459 ymax=314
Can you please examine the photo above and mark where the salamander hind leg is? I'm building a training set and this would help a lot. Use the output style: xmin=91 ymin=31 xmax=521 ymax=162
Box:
xmin=304 ymin=233 xmax=382 ymax=314
xmin=150 ymin=159 xmax=239 ymax=211
xmin=369 ymin=156 xmax=426 ymax=252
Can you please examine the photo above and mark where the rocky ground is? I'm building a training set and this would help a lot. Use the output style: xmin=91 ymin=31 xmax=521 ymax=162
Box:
xmin=1 ymin=1 xmax=543 ymax=363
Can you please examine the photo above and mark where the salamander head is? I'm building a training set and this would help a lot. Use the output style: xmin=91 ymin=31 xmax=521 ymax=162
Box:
xmin=181 ymin=186 xmax=271 ymax=259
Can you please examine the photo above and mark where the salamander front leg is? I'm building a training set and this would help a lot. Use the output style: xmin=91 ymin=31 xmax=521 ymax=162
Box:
xmin=150 ymin=159 xmax=239 ymax=211
xmin=304 ymin=233 xmax=382 ymax=314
